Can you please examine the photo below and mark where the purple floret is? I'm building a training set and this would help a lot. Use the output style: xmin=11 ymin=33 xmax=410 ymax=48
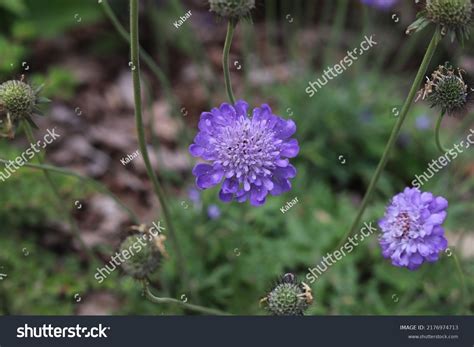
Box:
xmin=360 ymin=0 xmax=398 ymax=10
xmin=378 ymin=187 xmax=448 ymax=270
xmin=207 ymin=204 xmax=221 ymax=219
xmin=189 ymin=100 xmax=299 ymax=206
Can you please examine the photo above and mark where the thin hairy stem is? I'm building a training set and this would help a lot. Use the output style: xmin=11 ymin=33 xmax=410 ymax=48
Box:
xmin=336 ymin=31 xmax=441 ymax=249
xmin=223 ymin=20 xmax=237 ymax=105
xmin=142 ymin=280 xmax=229 ymax=315
xmin=435 ymin=112 xmax=448 ymax=153
xmin=21 ymin=121 xmax=95 ymax=260
xmin=129 ymin=0 xmax=189 ymax=290
xmin=101 ymin=0 xmax=178 ymax=111
xmin=0 ymin=158 xmax=139 ymax=223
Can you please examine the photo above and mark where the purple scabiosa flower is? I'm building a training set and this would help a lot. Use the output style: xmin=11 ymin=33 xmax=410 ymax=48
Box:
xmin=207 ymin=204 xmax=221 ymax=219
xmin=190 ymin=100 xmax=299 ymax=206
xmin=360 ymin=0 xmax=398 ymax=11
xmin=378 ymin=187 xmax=448 ymax=270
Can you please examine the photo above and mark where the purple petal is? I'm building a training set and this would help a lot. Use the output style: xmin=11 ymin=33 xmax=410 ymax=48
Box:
xmin=280 ymin=139 xmax=299 ymax=158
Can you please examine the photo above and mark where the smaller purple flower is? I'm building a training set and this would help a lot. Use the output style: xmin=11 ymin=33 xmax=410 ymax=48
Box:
xmin=207 ymin=204 xmax=221 ymax=219
xmin=188 ymin=187 xmax=201 ymax=206
xmin=360 ymin=0 xmax=398 ymax=10
xmin=190 ymin=100 xmax=299 ymax=206
xmin=378 ymin=187 xmax=448 ymax=270
xmin=415 ymin=114 xmax=432 ymax=130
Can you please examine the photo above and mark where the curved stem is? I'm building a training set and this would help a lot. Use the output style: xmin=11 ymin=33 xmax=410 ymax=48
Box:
xmin=452 ymin=252 xmax=468 ymax=314
xmin=223 ymin=20 xmax=237 ymax=105
xmin=142 ymin=281 xmax=229 ymax=315
xmin=0 ymin=158 xmax=139 ymax=223
xmin=336 ymin=31 xmax=440 ymax=249
xmin=435 ymin=112 xmax=448 ymax=153
xmin=21 ymin=121 xmax=95 ymax=260
xmin=129 ymin=0 xmax=189 ymax=290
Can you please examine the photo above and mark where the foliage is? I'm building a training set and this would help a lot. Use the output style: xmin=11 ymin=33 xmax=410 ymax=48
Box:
xmin=0 ymin=0 xmax=473 ymax=316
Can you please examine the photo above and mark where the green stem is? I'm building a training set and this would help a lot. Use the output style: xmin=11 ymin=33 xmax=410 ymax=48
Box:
xmin=142 ymin=281 xmax=229 ymax=315
xmin=129 ymin=0 xmax=189 ymax=290
xmin=101 ymin=0 xmax=180 ymax=119
xmin=435 ymin=112 xmax=448 ymax=153
xmin=21 ymin=121 xmax=95 ymax=260
xmin=223 ymin=20 xmax=237 ymax=105
xmin=337 ymin=31 xmax=440 ymax=249
xmin=452 ymin=252 xmax=468 ymax=314
xmin=0 ymin=158 xmax=139 ymax=223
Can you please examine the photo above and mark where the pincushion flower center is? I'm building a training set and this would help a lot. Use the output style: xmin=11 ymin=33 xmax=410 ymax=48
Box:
xmin=396 ymin=211 xmax=420 ymax=238
xmin=215 ymin=118 xmax=277 ymax=177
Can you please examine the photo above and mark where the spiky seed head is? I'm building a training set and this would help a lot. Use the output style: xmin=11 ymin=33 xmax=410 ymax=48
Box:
xmin=263 ymin=273 xmax=313 ymax=316
xmin=406 ymin=0 xmax=473 ymax=43
xmin=120 ymin=233 xmax=165 ymax=279
xmin=417 ymin=63 xmax=469 ymax=115
xmin=426 ymin=0 xmax=472 ymax=28
xmin=0 ymin=79 xmax=48 ymax=139
xmin=208 ymin=0 xmax=255 ymax=20
xmin=0 ymin=80 xmax=35 ymax=120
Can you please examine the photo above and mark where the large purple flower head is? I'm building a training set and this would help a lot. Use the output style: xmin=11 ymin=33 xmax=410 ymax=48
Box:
xmin=189 ymin=100 xmax=299 ymax=206
xmin=378 ymin=187 xmax=448 ymax=270
xmin=360 ymin=0 xmax=398 ymax=10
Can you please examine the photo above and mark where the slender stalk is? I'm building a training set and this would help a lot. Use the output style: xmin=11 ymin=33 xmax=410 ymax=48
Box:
xmin=223 ymin=20 xmax=237 ymax=105
xmin=452 ymin=252 xmax=468 ymax=314
xmin=21 ymin=121 xmax=95 ymax=260
xmin=142 ymin=280 xmax=229 ymax=315
xmin=101 ymin=0 xmax=177 ymax=111
xmin=337 ymin=31 xmax=441 ymax=248
xmin=0 ymin=158 xmax=139 ymax=223
xmin=435 ymin=112 xmax=448 ymax=153
xmin=129 ymin=0 xmax=189 ymax=289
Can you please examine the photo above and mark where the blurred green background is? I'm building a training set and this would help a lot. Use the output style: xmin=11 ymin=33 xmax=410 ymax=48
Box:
xmin=0 ymin=0 xmax=473 ymax=315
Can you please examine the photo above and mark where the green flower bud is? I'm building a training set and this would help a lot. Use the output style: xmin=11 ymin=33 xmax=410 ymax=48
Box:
xmin=120 ymin=232 xmax=166 ymax=279
xmin=417 ymin=63 xmax=469 ymax=115
xmin=209 ymin=0 xmax=255 ymax=20
xmin=261 ymin=273 xmax=313 ymax=316
xmin=407 ymin=0 xmax=473 ymax=43
xmin=0 ymin=79 xmax=49 ymax=138
xmin=426 ymin=0 xmax=472 ymax=28
xmin=0 ymin=80 xmax=35 ymax=120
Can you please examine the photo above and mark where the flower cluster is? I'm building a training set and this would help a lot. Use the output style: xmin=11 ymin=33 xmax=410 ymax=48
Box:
xmin=189 ymin=100 xmax=299 ymax=206
xmin=378 ymin=187 xmax=448 ymax=270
